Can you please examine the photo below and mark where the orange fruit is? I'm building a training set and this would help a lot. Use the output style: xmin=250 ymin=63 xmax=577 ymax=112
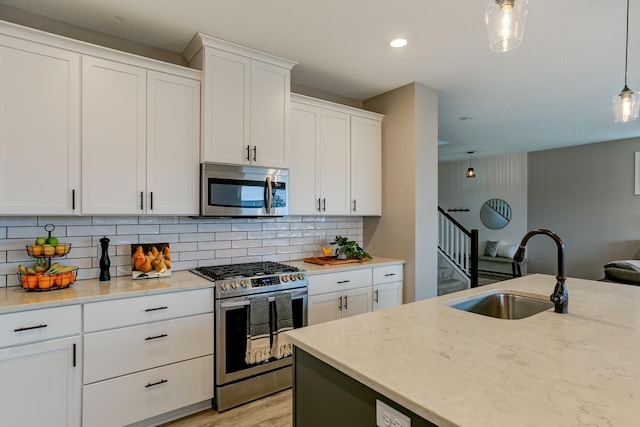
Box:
xmin=20 ymin=276 xmax=28 ymax=289
xmin=26 ymin=275 xmax=38 ymax=289
xmin=55 ymin=245 xmax=68 ymax=256
xmin=37 ymin=274 xmax=52 ymax=289
xmin=30 ymin=245 xmax=43 ymax=256
xmin=52 ymin=274 xmax=62 ymax=287
xmin=42 ymin=245 xmax=55 ymax=257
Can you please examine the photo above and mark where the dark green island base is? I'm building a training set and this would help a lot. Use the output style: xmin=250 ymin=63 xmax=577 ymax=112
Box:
xmin=293 ymin=348 xmax=437 ymax=427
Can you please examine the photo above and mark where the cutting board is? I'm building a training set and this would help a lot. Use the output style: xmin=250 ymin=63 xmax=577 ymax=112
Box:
xmin=303 ymin=256 xmax=366 ymax=265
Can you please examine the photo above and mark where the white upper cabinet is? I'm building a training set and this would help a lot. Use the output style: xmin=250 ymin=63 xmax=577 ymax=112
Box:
xmin=0 ymin=35 xmax=81 ymax=215
xmin=82 ymin=57 xmax=200 ymax=215
xmin=290 ymin=94 xmax=383 ymax=216
xmin=146 ymin=71 xmax=200 ymax=215
xmin=351 ymin=115 xmax=382 ymax=215
xmin=81 ymin=56 xmax=147 ymax=215
xmin=184 ymin=34 xmax=296 ymax=168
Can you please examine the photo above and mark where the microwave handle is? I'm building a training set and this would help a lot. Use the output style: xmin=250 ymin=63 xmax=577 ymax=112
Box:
xmin=264 ymin=176 xmax=272 ymax=214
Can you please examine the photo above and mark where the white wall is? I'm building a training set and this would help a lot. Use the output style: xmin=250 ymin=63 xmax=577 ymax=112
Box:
xmin=0 ymin=215 xmax=363 ymax=287
xmin=438 ymin=152 xmax=528 ymax=252
xmin=363 ymin=82 xmax=439 ymax=302
xmin=528 ymin=137 xmax=640 ymax=280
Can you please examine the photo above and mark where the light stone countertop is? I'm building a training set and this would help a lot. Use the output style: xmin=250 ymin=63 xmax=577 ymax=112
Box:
xmin=0 ymin=270 xmax=213 ymax=315
xmin=285 ymin=274 xmax=640 ymax=427
xmin=0 ymin=257 xmax=403 ymax=314
xmin=286 ymin=256 xmax=405 ymax=275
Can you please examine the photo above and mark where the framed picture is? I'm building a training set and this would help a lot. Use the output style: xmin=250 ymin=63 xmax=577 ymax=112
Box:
xmin=636 ymin=152 xmax=640 ymax=195
xmin=131 ymin=243 xmax=171 ymax=279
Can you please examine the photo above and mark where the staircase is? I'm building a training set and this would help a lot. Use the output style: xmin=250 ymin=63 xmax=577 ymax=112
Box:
xmin=437 ymin=207 xmax=479 ymax=296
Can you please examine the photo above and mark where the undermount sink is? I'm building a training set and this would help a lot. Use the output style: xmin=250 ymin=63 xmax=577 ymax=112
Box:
xmin=447 ymin=291 xmax=554 ymax=320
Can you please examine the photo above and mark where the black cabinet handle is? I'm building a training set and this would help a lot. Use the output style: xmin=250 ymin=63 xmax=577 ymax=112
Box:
xmin=384 ymin=273 xmax=397 ymax=277
xmin=145 ymin=333 xmax=168 ymax=341
xmin=353 ymin=199 xmax=356 ymax=212
xmin=150 ymin=192 xmax=153 ymax=210
xmin=337 ymin=280 xmax=350 ymax=284
xmin=145 ymin=306 xmax=168 ymax=312
xmin=344 ymin=295 xmax=348 ymax=310
xmin=317 ymin=198 xmax=321 ymax=212
xmin=14 ymin=324 xmax=47 ymax=332
xmin=145 ymin=379 xmax=168 ymax=388
xmin=73 ymin=343 xmax=77 ymax=367
xmin=252 ymin=146 xmax=257 ymax=162
xmin=338 ymin=296 xmax=342 ymax=310
xmin=140 ymin=191 xmax=144 ymax=210
xmin=246 ymin=145 xmax=251 ymax=161
xmin=72 ymin=189 xmax=76 ymax=210
xmin=322 ymin=198 xmax=326 ymax=212
xmin=375 ymin=289 xmax=379 ymax=303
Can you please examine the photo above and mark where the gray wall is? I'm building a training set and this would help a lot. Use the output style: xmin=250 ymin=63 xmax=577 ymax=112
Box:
xmin=527 ymin=137 xmax=640 ymax=280
xmin=363 ymin=82 xmax=439 ymax=302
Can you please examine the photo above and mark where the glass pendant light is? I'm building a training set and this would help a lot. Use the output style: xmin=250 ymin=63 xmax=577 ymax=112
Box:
xmin=612 ymin=0 xmax=639 ymax=123
xmin=486 ymin=0 xmax=529 ymax=52
xmin=466 ymin=152 xmax=476 ymax=179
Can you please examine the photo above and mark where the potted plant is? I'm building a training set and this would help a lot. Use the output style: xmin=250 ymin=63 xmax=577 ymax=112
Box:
xmin=330 ymin=236 xmax=372 ymax=260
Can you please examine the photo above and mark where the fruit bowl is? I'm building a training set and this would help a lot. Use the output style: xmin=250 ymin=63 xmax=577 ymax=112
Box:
xmin=17 ymin=268 xmax=78 ymax=291
xmin=27 ymin=243 xmax=71 ymax=257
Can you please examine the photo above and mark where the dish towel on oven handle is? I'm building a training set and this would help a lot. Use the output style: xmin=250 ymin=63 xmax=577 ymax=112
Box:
xmin=271 ymin=293 xmax=293 ymax=359
xmin=245 ymin=297 xmax=272 ymax=364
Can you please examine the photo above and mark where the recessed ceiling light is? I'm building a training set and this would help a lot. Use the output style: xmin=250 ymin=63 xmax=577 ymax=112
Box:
xmin=390 ymin=39 xmax=407 ymax=48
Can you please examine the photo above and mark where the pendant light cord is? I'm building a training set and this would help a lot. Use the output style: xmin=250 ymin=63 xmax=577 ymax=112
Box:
xmin=625 ymin=0 xmax=630 ymax=87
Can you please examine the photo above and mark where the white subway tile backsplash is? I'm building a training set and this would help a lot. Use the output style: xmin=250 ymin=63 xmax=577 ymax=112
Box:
xmin=0 ymin=215 xmax=363 ymax=287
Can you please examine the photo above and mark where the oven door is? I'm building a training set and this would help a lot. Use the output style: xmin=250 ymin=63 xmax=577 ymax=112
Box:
xmin=215 ymin=287 xmax=307 ymax=386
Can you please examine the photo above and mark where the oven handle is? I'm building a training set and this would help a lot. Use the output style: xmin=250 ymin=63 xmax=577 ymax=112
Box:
xmin=264 ymin=176 xmax=272 ymax=214
xmin=218 ymin=290 xmax=307 ymax=309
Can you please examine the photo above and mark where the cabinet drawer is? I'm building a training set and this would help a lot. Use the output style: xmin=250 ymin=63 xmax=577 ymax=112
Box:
xmin=84 ymin=313 xmax=213 ymax=384
xmin=373 ymin=264 xmax=403 ymax=285
xmin=0 ymin=305 xmax=81 ymax=348
xmin=309 ymin=268 xmax=372 ymax=295
xmin=82 ymin=354 xmax=213 ymax=427
xmin=84 ymin=288 xmax=213 ymax=332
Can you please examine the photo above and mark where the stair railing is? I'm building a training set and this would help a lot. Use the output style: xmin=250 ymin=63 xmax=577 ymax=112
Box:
xmin=438 ymin=206 xmax=478 ymax=288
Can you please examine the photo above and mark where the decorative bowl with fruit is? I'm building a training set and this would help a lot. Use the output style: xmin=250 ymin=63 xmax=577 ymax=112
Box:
xmin=17 ymin=264 xmax=78 ymax=291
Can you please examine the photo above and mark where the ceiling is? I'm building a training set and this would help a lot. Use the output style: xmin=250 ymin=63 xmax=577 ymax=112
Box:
xmin=1 ymin=0 xmax=639 ymax=161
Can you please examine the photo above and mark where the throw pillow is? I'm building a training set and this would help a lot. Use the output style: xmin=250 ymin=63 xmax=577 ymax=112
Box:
xmin=483 ymin=240 xmax=500 ymax=257
xmin=497 ymin=242 xmax=518 ymax=259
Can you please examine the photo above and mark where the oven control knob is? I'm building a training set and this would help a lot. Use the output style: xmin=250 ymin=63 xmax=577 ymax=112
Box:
xmin=241 ymin=280 xmax=249 ymax=288
xmin=290 ymin=274 xmax=297 ymax=281
xmin=297 ymin=273 xmax=305 ymax=280
xmin=231 ymin=281 xmax=239 ymax=290
xmin=281 ymin=275 xmax=289 ymax=282
xmin=219 ymin=282 xmax=229 ymax=291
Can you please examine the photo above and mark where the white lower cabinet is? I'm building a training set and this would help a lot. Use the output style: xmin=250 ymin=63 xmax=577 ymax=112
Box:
xmin=373 ymin=264 xmax=404 ymax=311
xmin=0 ymin=306 xmax=82 ymax=427
xmin=82 ymin=288 xmax=214 ymax=426
xmin=308 ymin=269 xmax=373 ymax=325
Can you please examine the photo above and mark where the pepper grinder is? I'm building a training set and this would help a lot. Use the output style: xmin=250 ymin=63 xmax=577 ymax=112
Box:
xmin=99 ymin=236 xmax=111 ymax=281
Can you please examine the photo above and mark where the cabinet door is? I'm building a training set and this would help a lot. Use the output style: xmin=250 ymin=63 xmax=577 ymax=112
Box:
xmin=202 ymin=49 xmax=250 ymax=164
xmin=308 ymin=292 xmax=340 ymax=326
xmin=0 ymin=336 xmax=81 ymax=427
xmin=350 ymin=116 xmax=381 ymax=215
xmin=82 ymin=56 xmax=146 ymax=214
xmin=250 ymin=60 xmax=289 ymax=167
xmin=289 ymin=102 xmax=321 ymax=215
xmin=342 ymin=287 xmax=372 ymax=318
xmin=373 ymin=281 xmax=403 ymax=311
xmin=320 ymin=109 xmax=350 ymax=215
xmin=147 ymin=71 xmax=200 ymax=215
xmin=0 ymin=36 xmax=80 ymax=215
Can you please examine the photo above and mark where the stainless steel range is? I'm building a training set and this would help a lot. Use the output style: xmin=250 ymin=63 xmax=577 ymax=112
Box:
xmin=191 ymin=261 xmax=308 ymax=411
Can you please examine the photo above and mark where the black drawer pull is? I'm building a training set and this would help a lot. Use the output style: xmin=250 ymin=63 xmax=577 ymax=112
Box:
xmin=384 ymin=273 xmax=397 ymax=277
xmin=145 ymin=379 xmax=168 ymax=388
xmin=14 ymin=324 xmax=47 ymax=332
xmin=337 ymin=280 xmax=350 ymax=284
xmin=145 ymin=333 xmax=168 ymax=341
xmin=145 ymin=306 xmax=168 ymax=312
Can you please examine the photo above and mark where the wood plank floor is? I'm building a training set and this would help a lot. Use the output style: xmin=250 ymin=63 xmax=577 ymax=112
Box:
xmin=162 ymin=389 xmax=292 ymax=427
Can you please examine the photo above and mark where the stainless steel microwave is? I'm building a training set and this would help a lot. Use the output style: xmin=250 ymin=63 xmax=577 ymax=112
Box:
xmin=200 ymin=163 xmax=289 ymax=217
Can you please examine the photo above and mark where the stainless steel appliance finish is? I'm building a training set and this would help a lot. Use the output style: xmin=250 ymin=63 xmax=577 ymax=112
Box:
xmin=200 ymin=163 xmax=289 ymax=217
xmin=191 ymin=261 xmax=307 ymax=411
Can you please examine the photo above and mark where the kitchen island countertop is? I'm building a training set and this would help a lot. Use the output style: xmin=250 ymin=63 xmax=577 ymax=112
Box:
xmin=285 ymin=274 xmax=640 ymax=426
